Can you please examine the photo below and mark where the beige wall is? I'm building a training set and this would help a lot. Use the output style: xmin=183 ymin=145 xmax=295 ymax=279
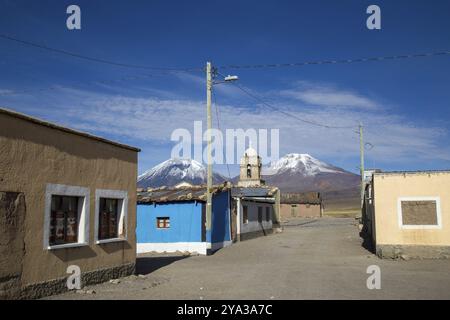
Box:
xmin=372 ymin=172 xmax=450 ymax=247
xmin=280 ymin=203 xmax=321 ymax=219
xmin=0 ymin=112 xmax=138 ymax=286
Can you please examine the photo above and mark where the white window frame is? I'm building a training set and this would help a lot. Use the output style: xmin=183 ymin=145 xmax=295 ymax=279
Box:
xmin=43 ymin=184 xmax=90 ymax=250
xmin=242 ymin=205 xmax=249 ymax=224
xmin=397 ymin=196 xmax=442 ymax=230
xmin=94 ymin=189 xmax=128 ymax=244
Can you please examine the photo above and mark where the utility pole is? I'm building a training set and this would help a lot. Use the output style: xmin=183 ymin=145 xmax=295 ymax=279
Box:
xmin=359 ymin=122 xmax=365 ymax=218
xmin=206 ymin=62 xmax=213 ymax=231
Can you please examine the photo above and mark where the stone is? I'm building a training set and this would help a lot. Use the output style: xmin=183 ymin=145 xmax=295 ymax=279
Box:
xmin=109 ymin=279 xmax=120 ymax=284
xmin=76 ymin=289 xmax=96 ymax=294
xmin=400 ymin=254 xmax=410 ymax=261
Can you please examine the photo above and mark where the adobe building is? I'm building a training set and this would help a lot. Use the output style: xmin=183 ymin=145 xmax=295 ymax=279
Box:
xmin=136 ymin=185 xmax=232 ymax=255
xmin=280 ymin=192 xmax=323 ymax=219
xmin=231 ymin=186 xmax=280 ymax=241
xmin=231 ymin=146 xmax=281 ymax=240
xmin=363 ymin=170 xmax=450 ymax=259
xmin=0 ymin=108 xmax=140 ymax=299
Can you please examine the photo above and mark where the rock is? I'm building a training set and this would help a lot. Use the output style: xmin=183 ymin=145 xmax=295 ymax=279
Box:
xmin=109 ymin=279 xmax=121 ymax=284
xmin=400 ymin=254 xmax=410 ymax=261
xmin=138 ymin=274 xmax=147 ymax=279
xmin=76 ymin=289 xmax=96 ymax=294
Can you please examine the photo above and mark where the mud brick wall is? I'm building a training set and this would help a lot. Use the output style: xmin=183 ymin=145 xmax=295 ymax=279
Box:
xmin=0 ymin=192 xmax=25 ymax=299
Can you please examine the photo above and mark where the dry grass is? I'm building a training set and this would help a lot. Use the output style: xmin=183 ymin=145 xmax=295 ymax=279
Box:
xmin=323 ymin=208 xmax=360 ymax=218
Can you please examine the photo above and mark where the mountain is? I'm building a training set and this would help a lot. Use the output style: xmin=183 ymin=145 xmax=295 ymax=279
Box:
xmin=137 ymin=158 xmax=227 ymax=189
xmin=138 ymin=154 xmax=360 ymax=209
xmin=262 ymin=154 xmax=361 ymax=208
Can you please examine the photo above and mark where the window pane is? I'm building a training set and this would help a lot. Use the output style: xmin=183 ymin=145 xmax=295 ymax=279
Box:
xmin=99 ymin=198 xmax=119 ymax=240
xmin=157 ymin=217 xmax=170 ymax=229
xmin=50 ymin=195 xmax=79 ymax=245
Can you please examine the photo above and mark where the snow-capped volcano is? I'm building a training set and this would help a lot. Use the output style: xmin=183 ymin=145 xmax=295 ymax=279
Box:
xmin=137 ymin=158 xmax=227 ymax=188
xmin=263 ymin=153 xmax=345 ymax=176
xmin=261 ymin=153 xmax=360 ymax=195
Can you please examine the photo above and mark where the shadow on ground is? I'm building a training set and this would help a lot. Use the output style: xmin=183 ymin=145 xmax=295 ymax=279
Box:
xmin=136 ymin=255 xmax=189 ymax=275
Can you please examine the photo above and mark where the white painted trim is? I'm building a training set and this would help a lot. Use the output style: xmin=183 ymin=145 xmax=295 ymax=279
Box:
xmin=94 ymin=189 xmax=128 ymax=243
xmin=47 ymin=242 xmax=89 ymax=250
xmin=96 ymin=238 xmax=127 ymax=245
xmin=228 ymin=192 xmax=232 ymax=241
xmin=43 ymin=184 xmax=90 ymax=250
xmin=137 ymin=242 xmax=208 ymax=255
xmin=397 ymin=196 xmax=442 ymax=229
xmin=235 ymin=197 xmax=241 ymax=236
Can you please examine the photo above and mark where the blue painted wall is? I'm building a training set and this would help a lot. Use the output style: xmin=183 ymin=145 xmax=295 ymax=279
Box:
xmin=137 ymin=201 xmax=203 ymax=243
xmin=210 ymin=191 xmax=231 ymax=244
xmin=137 ymin=190 xmax=231 ymax=245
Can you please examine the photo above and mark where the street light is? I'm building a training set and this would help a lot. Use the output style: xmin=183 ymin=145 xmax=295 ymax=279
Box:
xmin=224 ymin=75 xmax=239 ymax=82
xmin=205 ymin=62 xmax=238 ymax=237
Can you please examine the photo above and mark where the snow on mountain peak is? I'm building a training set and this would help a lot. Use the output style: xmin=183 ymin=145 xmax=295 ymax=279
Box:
xmin=137 ymin=158 xmax=227 ymax=188
xmin=264 ymin=153 xmax=343 ymax=176
xmin=138 ymin=158 xmax=206 ymax=182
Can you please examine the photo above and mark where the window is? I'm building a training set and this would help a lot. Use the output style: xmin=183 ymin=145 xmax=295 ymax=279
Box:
xmin=265 ymin=207 xmax=271 ymax=221
xmin=398 ymin=197 xmax=442 ymax=229
xmin=246 ymin=164 xmax=252 ymax=178
xmin=157 ymin=217 xmax=170 ymax=229
xmin=44 ymin=184 xmax=89 ymax=250
xmin=50 ymin=195 xmax=79 ymax=245
xmin=243 ymin=205 xmax=248 ymax=224
xmin=258 ymin=206 xmax=263 ymax=223
xmin=98 ymin=198 xmax=119 ymax=240
xmin=95 ymin=189 xmax=128 ymax=243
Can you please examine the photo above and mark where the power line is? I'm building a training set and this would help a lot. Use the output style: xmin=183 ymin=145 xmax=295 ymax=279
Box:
xmin=217 ymin=72 xmax=356 ymax=129
xmin=0 ymin=34 xmax=202 ymax=73
xmin=212 ymin=89 xmax=232 ymax=180
xmin=218 ymin=50 xmax=450 ymax=70
xmin=0 ymin=71 xmax=165 ymax=96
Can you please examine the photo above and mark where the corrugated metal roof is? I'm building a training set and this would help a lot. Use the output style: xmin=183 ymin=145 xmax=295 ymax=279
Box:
xmin=231 ymin=186 xmax=278 ymax=198
xmin=280 ymin=192 xmax=322 ymax=205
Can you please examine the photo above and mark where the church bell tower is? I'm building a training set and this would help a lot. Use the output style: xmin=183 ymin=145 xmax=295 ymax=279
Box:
xmin=237 ymin=146 xmax=264 ymax=187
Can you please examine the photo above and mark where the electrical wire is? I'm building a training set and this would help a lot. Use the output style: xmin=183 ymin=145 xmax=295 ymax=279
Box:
xmin=218 ymin=50 xmax=450 ymax=70
xmin=217 ymin=72 xmax=357 ymax=130
xmin=212 ymin=89 xmax=232 ymax=180
xmin=0 ymin=33 xmax=203 ymax=73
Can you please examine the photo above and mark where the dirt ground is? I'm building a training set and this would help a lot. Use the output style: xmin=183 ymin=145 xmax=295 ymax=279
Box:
xmin=47 ymin=217 xmax=450 ymax=300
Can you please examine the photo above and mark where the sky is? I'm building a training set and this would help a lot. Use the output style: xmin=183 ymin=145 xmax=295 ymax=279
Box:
xmin=1 ymin=0 xmax=450 ymax=177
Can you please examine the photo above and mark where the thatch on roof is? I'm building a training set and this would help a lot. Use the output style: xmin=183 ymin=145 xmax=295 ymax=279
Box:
xmin=137 ymin=183 xmax=230 ymax=204
xmin=280 ymin=192 xmax=322 ymax=205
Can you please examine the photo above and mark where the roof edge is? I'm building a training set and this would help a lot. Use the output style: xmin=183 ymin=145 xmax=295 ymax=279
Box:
xmin=374 ymin=170 xmax=450 ymax=175
xmin=0 ymin=107 xmax=141 ymax=152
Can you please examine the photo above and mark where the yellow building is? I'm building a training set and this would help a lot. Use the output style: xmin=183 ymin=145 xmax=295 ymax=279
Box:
xmin=0 ymin=108 xmax=140 ymax=299
xmin=363 ymin=170 xmax=450 ymax=259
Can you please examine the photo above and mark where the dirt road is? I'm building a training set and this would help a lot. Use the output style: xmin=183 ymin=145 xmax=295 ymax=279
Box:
xmin=48 ymin=217 xmax=450 ymax=299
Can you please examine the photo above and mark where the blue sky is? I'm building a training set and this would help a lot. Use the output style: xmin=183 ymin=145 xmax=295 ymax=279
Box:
xmin=1 ymin=0 xmax=450 ymax=176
